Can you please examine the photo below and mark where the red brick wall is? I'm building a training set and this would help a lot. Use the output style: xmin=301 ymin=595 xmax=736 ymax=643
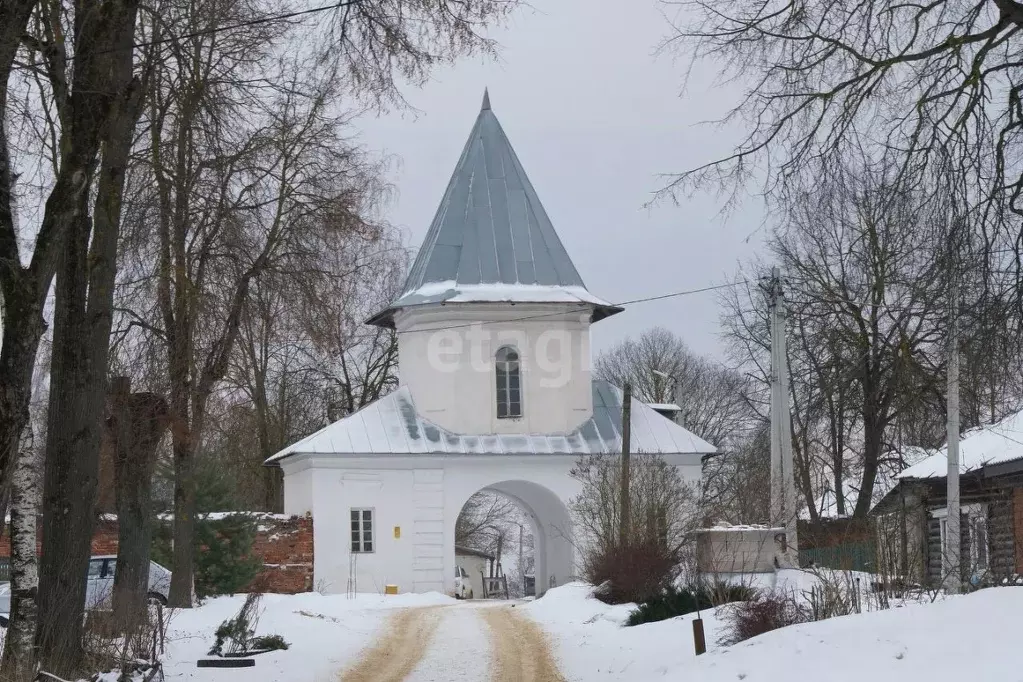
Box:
xmin=244 ymin=515 xmax=314 ymax=593
xmin=0 ymin=518 xmax=120 ymax=557
xmin=0 ymin=514 xmax=314 ymax=595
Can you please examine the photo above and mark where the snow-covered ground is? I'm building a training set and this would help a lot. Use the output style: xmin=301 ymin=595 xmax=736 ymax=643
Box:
xmin=111 ymin=578 xmax=1023 ymax=681
xmin=683 ymin=587 xmax=1023 ymax=682
xmin=161 ymin=591 xmax=454 ymax=681
xmin=524 ymin=583 xmax=732 ymax=680
xmin=526 ymin=580 xmax=1023 ymax=682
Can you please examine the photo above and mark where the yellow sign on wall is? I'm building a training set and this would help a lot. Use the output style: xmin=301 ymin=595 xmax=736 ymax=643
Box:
xmin=393 ymin=526 xmax=401 ymax=539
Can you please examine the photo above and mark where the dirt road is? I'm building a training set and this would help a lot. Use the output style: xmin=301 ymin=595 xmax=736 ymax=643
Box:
xmin=481 ymin=606 xmax=566 ymax=682
xmin=338 ymin=603 xmax=565 ymax=682
xmin=339 ymin=606 xmax=444 ymax=682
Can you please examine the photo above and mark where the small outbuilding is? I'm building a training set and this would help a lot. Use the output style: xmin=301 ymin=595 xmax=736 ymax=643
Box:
xmin=455 ymin=545 xmax=495 ymax=599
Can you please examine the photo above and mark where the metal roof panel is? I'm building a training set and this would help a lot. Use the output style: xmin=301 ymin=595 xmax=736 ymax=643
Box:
xmin=267 ymin=380 xmax=716 ymax=462
xmin=367 ymin=92 xmax=621 ymax=327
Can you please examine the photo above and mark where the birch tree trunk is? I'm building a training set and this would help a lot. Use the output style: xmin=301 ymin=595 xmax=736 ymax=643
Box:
xmin=2 ymin=427 xmax=41 ymax=680
xmin=0 ymin=0 xmax=62 ymax=544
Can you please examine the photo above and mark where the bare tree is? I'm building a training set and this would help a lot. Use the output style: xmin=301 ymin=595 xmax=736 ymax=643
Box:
xmin=594 ymin=327 xmax=755 ymax=447
xmin=572 ymin=453 xmax=700 ymax=556
xmin=570 ymin=452 xmax=701 ymax=602
xmin=2 ymin=425 xmax=40 ymax=679
xmin=299 ymin=236 xmax=407 ymax=420
xmin=663 ymin=0 xmax=1021 ymax=225
xmin=0 ymin=0 xmax=47 ymax=537
xmin=721 ymin=156 xmax=1021 ymax=520
xmin=0 ymin=0 xmax=150 ymax=670
xmin=113 ymin=0 xmax=520 ymax=609
xmin=107 ymin=377 xmax=170 ymax=632
xmin=702 ymin=421 xmax=771 ymax=525
xmin=456 ymin=491 xmax=518 ymax=552
xmin=34 ymin=0 xmax=148 ymax=668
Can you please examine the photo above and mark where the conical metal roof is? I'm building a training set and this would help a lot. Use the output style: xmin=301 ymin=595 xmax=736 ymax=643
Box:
xmin=368 ymin=91 xmax=621 ymax=328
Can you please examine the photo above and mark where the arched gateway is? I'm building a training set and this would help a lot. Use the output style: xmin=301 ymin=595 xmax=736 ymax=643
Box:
xmin=267 ymin=92 xmax=714 ymax=597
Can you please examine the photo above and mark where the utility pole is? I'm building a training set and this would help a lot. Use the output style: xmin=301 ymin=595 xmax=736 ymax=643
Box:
xmin=620 ymin=382 xmax=632 ymax=548
xmin=518 ymin=523 xmax=524 ymax=596
xmin=945 ymin=272 xmax=961 ymax=594
xmin=766 ymin=267 xmax=798 ymax=567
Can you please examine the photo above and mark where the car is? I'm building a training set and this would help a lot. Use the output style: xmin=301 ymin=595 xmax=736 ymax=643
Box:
xmin=0 ymin=556 xmax=172 ymax=623
xmin=453 ymin=565 xmax=473 ymax=599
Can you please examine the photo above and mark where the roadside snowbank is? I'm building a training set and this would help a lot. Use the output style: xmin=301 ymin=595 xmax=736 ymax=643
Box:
xmin=161 ymin=591 xmax=454 ymax=681
xmin=687 ymin=586 xmax=1023 ymax=682
xmin=524 ymin=583 xmax=731 ymax=681
xmin=526 ymin=581 xmax=1023 ymax=682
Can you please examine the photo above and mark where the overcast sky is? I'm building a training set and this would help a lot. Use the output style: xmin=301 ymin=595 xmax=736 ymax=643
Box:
xmin=357 ymin=1 xmax=766 ymax=360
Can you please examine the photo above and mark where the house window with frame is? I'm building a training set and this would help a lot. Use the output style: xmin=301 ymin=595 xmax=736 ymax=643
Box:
xmin=351 ymin=508 xmax=374 ymax=553
xmin=934 ymin=503 xmax=989 ymax=574
xmin=495 ymin=346 xmax=522 ymax=419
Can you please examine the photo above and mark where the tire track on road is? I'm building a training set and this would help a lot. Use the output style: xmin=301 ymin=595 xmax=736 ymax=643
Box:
xmin=339 ymin=606 xmax=443 ymax=682
xmin=482 ymin=606 xmax=566 ymax=682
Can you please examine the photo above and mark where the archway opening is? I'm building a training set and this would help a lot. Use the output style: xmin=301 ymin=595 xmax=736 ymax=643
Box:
xmin=452 ymin=479 xmax=572 ymax=599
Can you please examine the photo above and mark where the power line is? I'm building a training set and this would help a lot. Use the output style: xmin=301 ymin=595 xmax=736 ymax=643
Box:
xmin=393 ymin=280 xmax=746 ymax=336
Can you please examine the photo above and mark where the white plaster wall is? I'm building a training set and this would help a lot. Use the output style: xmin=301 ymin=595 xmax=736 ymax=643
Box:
xmin=281 ymin=452 xmax=703 ymax=596
xmin=282 ymin=466 xmax=314 ymax=516
xmin=395 ymin=304 xmax=592 ymax=435
xmin=281 ymin=459 xmax=421 ymax=594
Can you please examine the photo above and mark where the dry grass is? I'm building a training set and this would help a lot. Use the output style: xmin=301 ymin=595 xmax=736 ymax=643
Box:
xmin=481 ymin=607 xmax=565 ymax=682
xmin=338 ymin=606 xmax=442 ymax=682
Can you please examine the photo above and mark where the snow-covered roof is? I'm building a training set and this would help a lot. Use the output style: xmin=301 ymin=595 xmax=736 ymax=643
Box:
xmin=647 ymin=403 xmax=682 ymax=412
xmin=266 ymin=379 xmax=715 ymax=462
xmin=812 ymin=449 xmax=928 ymax=519
xmin=455 ymin=545 xmax=495 ymax=560
xmin=380 ymin=281 xmax=614 ymax=309
xmin=693 ymin=524 xmax=776 ymax=532
xmin=367 ymin=91 xmax=621 ymax=328
xmin=896 ymin=411 xmax=1023 ymax=480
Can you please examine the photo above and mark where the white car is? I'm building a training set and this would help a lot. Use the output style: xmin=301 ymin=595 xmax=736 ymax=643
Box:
xmin=453 ymin=565 xmax=473 ymax=599
xmin=0 ymin=556 xmax=172 ymax=624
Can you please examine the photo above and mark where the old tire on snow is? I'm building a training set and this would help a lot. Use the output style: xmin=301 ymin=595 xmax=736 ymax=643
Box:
xmin=197 ymin=658 xmax=255 ymax=668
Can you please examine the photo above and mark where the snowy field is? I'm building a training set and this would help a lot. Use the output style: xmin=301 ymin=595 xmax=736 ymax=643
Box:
xmin=682 ymin=587 xmax=1023 ymax=682
xmin=128 ymin=578 xmax=1023 ymax=680
xmin=528 ymin=581 xmax=1023 ymax=682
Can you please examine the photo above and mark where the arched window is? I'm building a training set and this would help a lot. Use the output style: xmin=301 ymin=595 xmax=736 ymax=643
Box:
xmin=495 ymin=346 xmax=522 ymax=419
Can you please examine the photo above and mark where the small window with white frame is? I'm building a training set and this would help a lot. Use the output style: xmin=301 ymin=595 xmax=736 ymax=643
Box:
xmin=351 ymin=508 xmax=374 ymax=553
xmin=933 ymin=503 xmax=988 ymax=574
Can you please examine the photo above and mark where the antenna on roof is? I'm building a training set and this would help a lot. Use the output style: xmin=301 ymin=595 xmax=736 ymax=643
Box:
xmin=481 ymin=87 xmax=491 ymax=111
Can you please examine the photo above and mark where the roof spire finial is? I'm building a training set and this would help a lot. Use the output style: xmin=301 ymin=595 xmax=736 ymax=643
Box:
xmin=481 ymin=87 xmax=491 ymax=111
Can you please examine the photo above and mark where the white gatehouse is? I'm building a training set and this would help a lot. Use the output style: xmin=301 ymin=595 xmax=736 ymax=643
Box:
xmin=267 ymin=92 xmax=714 ymax=596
